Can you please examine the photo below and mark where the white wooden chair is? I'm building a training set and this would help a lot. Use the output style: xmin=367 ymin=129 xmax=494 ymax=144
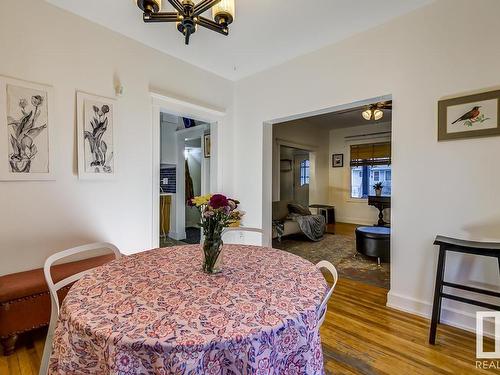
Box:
xmin=221 ymin=227 xmax=271 ymax=248
xmin=39 ymin=243 xmax=121 ymax=375
xmin=316 ymin=260 xmax=339 ymax=327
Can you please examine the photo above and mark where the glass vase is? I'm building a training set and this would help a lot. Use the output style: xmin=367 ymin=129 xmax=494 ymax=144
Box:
xmin=202 ymin=230 xmax=224 ymax=274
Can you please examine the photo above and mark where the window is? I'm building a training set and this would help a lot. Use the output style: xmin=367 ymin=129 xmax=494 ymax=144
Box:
xmin=350 ymin=142 xmax=391 ymax=198
xmin=300 ymin=159 xmax=310 ymax=186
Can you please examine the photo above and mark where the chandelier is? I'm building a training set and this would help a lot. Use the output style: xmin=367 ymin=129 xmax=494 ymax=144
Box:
xmin=137 ymin=0 xmax=235 ymax=45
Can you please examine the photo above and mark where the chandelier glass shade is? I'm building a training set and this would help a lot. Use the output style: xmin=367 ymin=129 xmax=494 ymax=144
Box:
xmin=137 ymin=0 xmax=235 ymax=45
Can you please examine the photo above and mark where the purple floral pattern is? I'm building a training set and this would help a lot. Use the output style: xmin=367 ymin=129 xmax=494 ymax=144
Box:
xmin=48 ymin=245 xmax=327 ymax=374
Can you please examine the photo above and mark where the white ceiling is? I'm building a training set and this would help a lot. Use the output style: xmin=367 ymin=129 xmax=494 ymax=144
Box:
xmin=46 ymin=0 xmax=433 ymax=81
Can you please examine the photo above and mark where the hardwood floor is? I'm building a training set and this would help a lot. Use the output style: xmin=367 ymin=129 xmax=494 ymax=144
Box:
xmin=321 ymin=278 xmax=491 ymax=374
xmin=1 ymin=225 xmax=491 ymax=374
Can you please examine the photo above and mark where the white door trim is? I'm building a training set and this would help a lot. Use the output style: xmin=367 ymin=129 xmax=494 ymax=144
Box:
xmin=151 ymin=93 xmax=226 ymax=248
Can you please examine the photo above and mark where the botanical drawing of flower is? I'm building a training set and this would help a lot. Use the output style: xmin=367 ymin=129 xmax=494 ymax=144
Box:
xmin=7 ymin=95 xmax=47 ymax=173
xmin=84 ymin=104 xmax=113 ymax=173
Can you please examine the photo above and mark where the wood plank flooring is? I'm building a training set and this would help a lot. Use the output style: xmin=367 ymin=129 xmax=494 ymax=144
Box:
xmin=1 ymin=223 xmax=493 ymax=374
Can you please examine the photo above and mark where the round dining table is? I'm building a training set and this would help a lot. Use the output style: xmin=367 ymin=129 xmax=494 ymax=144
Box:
xmin=48 ymin=244 xmax=328 ymax=374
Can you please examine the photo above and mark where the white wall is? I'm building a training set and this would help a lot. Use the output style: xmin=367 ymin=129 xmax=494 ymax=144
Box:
xmin=160 ymin=115 xmax=178 ymax=165
xmin=0 ymin=0 xmax=233 ymax=275
xmin=234 ymin=0 xmax=500 ymax=333
xmin=278 ymin=146 xmax=294 ymax=202
xmin=329 ymin=122 xmax=392 ymax=225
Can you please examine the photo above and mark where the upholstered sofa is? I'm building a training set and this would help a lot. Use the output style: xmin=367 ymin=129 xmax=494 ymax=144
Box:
xmin=272 ymin=200 xmax=302 ymax=238
xmin=0 ymin=254 xmax=114 ymax=355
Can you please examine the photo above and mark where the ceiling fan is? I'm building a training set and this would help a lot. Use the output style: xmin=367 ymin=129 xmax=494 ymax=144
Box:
xmin=362 ymin=101 xmax=392 ymax=121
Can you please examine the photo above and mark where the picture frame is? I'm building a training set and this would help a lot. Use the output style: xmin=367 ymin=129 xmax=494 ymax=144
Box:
xmin=76 ymin=91 xmax=116 ymax=179
xmin=203 ymin=133 xmax=211 ymax=158
xmin=0 ymin=75 xmax=55 ymax=181
xmin=332 ymin=154 xmax=344 ymax=168
xmin=438 ymin=90 xmax=500 ymax=141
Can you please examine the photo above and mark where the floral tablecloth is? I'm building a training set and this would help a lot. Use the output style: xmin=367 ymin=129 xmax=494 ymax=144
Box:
xmin=49 ymin=245 xmax=328 ymax=374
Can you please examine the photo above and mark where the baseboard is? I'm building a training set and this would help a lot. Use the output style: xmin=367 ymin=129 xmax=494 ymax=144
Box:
xmin=335 ymin=216 xmax=374 ymax=226
xmin=168 ymin=231 xmax=186 ymax=241
xmin=387 ymin=291 xmax=495 ymax=338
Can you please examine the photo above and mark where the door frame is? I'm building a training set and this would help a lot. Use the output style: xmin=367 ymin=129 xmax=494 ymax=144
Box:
xmin=262 ymin=94 xmax=392 ymax=249
xmin=175 ymin=125 xmax=209 ymax=240
xmin=151 ymin=93 xmax=226 ymax=247
xmin=274 ymin=139 xmax=316 ymax=204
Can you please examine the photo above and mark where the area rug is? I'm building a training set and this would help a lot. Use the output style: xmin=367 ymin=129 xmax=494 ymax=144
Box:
xmin=273 ymin=234 xmax=389 ymax=289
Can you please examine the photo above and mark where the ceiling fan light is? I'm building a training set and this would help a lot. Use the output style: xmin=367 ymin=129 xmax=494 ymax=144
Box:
xmin=373 ymin=109 xmax=384 ymax=121
xmin=362 ymin=109 xmax=373 ymax=120
xmin=212 ymin=0 xmax=235 ymax=25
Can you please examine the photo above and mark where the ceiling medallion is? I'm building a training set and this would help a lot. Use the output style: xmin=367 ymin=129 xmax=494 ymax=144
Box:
xmin=137 ymin=0 xmax=235 ymax=45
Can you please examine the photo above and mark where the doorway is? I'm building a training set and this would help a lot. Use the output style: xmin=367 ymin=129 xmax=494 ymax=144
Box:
xmin=279 ymin=146 xmax=310 ymax=207
xmin=151 ymin=93 xmax=225 ymax=249
xmin=266 ymin=95 xmax=393 ymax=290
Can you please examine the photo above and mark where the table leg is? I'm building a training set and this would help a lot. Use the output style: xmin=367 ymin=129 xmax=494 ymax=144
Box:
xmin=378 ymin=208 xmax=385 ymax=226
xmin=429 ymin=247 xmax=446 ymax=344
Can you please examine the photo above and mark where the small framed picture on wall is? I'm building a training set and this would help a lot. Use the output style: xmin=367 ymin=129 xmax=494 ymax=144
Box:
xmin=332 ymin=154 xmax=343 ymax=168
xmin=438 ymin=89 xmax=500 ymax=141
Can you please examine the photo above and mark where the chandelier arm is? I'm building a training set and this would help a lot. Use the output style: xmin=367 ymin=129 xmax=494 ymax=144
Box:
xmin=167 ymin=0 xmax=184 ymax=13
xmin=143 ymin=12 xmax=179 ymax=22
xmin=193 ymin=0 xmax=222 ymax=16
xmin=197 ymin=16 xmax=228 ymax=35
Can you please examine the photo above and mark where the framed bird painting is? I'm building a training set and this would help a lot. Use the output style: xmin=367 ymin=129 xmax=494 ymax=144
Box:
xmin=438 ymin=90 xmax=500 ymax=141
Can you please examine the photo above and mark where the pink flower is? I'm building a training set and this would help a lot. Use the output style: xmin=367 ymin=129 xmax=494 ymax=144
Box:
xmin=209 ymin=194 xmax=228 ymax=209
xmin=205 ymin=359 xmax=222 ymax=375
xmin=278 ymin=327 xmax=299 ymax=353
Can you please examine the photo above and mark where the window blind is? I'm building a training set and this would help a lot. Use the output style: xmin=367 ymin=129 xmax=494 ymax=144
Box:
xmin=350 ymin=142 xmax=391 ymax=167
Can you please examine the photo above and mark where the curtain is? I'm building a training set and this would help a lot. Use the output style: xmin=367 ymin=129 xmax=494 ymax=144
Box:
xmin=350 ymin=142 xmax=391 ymax=166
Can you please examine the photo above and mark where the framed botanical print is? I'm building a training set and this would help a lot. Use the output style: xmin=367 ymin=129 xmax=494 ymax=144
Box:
xmin=0 ymin=76 xmax=55 ymax=181
xmin=332 ymin=154 xmax=344 ymax=168
xmin=77 ymin=91 xmax=116 ymax=179
xmin=438 ymin=90 xmax=500 ymax=141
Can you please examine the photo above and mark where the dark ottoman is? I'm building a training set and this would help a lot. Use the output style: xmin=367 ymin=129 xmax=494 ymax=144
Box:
xmin=355 ymin=226 xmax=390 ymax=265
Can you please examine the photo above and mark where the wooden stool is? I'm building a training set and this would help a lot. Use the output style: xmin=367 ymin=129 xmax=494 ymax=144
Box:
xmin=429 ymin=235 xmax=500 ymax=344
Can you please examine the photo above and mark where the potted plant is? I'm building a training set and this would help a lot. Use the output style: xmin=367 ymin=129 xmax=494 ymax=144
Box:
xmin=373 ymin=182 xmax=383 ymax=196
xmin=188 ymin=194 xmax=244 ymax=274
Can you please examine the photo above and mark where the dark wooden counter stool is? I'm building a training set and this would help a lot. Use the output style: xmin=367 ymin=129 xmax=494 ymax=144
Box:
xmin=429 ymin=235 xmax=500 ymax=344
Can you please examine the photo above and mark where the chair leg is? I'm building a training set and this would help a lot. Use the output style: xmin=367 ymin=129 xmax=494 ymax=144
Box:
xmin=1 ymin=334 xmax=18 ymax=356
xmin=429 ymin=248 xmax=446 ymax=344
